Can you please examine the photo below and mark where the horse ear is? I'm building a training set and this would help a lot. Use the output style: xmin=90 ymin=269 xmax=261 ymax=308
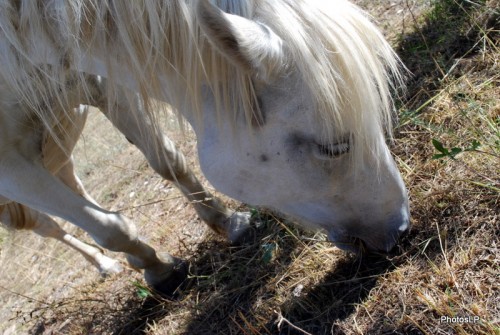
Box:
xmin=196 ymin=0 xmax=284 ymax=81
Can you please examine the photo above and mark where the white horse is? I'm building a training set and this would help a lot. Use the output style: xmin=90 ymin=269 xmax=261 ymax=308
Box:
xmin=0 ymin=0 xmax=410 ymax=293
xmin=0 ymin=73 xmax=251 ymax=284
xmin=0 ymin=73 xmax=251 ymax=276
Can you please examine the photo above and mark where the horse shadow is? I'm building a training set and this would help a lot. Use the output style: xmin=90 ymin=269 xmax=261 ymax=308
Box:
xmin=114 ymin=224 xmax=401 ymax=334
xmin=395 ymin=0 xmax=496 ymax=110
xmin=259 ymin=254 xmax=397 ymax=335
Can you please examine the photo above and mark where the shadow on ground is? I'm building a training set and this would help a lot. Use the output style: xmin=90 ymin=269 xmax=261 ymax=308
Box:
xmin=115 ymin=238 xmax=396 ymax=335
xmin=396 ymin=0 xmax=498 ymax=109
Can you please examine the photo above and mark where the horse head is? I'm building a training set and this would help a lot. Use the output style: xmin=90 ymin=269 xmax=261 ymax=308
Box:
xmin=194 ymin=0 xmax=410 ymax=253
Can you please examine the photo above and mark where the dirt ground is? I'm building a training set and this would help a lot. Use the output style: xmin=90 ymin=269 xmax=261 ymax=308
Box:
xmin=0 ymin=1 xmax=498 ymax=334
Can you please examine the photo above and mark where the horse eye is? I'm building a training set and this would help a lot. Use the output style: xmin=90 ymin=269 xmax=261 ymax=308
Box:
xmin=316 ymin=142 xmax=350 ymax=158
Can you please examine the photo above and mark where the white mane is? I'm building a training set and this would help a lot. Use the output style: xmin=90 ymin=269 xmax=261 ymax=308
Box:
xmin=0 ymin=0 xmax=404 ymax=164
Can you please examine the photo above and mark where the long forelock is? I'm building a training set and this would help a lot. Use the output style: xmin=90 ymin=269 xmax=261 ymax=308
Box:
xmin=196 ymin=0 xmax=404 ymax=166
xmin=253 ymin=0 xmax=405 ymax=166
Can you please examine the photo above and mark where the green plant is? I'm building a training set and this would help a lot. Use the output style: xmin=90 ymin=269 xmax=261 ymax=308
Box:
xmin=431 ymin=139 xmax=481 ymax=160
xmin=131 ymin=281 xmax=152 ymax=299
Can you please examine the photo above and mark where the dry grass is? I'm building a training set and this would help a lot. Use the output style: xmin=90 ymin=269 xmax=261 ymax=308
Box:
xmin=0 ymin=0 xmax=499 ymax=334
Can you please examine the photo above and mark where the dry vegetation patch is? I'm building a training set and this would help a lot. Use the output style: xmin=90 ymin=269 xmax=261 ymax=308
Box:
xmin=0 ymin=1 xmax=498 ymax=334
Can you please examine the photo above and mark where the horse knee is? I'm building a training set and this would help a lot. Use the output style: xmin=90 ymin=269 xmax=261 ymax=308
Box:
xmin=91 ymin=213 xmax=139 ymax=253
xmin=148 ymin=154 xmax=184 ymax=181
xmin=144 ymin=136 xmax=190 ymax=181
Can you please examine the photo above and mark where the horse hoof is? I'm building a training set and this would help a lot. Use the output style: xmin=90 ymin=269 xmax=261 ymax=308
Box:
xmin=150 ymin=258 xmax=189 ymax=298
xmin=227 ymin=212 xmax=255 ymax=245
xmin=98 ymin=256 xmax=123 ymax=277
xmin=231 ymin=225 xmax=257 ymax=246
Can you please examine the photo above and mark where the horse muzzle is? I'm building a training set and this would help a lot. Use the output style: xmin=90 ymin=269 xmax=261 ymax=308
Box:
xmin=328 ymin=217 xmax=410 ymax=254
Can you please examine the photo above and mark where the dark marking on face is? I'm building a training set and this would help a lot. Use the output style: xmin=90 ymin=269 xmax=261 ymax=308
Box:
xmin=260 ymin=154 xmax=269 ymax=162
xmin=286 ymin=132 xmax=308 ymax=147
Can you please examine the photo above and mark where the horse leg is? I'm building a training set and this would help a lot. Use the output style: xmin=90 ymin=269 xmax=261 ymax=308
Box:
xmin=0 ymin=202 xmax=122 ymax=275
xmin=55 ymin=157 xmax=99 ymax=206
xmin=118 ymin=124 xmax=252 ymax=243
xmin=0 ymin=151 xmax=187 ymax=294
xmin=24 ymin=95 xmax=121 ymax=274
xmin=53 ymin=159 xmax=126 ymax=273
xmin=90 ymin=82 xmax=251 ymax=243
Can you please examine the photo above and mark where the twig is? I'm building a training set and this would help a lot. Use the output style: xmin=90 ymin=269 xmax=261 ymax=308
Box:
xmin=435 ymin=222 xmax=465 ymax=299
xmin=275 ymin=309 xmax=313 ymax=335
xmin=0 ymin=284 xmax=50 ymax=306
xmin=451 ymin=157 xmax=499 ymax=187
